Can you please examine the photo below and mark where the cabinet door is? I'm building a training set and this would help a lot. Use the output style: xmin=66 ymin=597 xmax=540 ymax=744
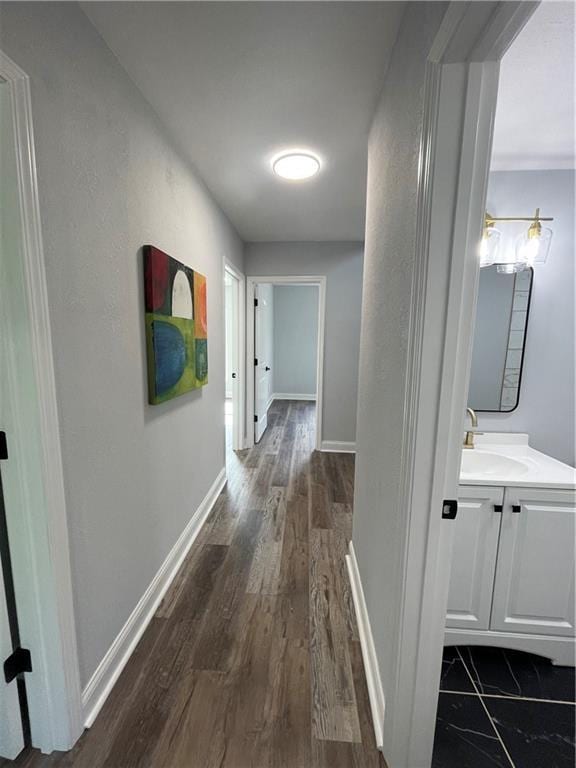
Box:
xmin=446 ymin=486 xmax=504 ymax=630
xmin=491 ymin=488 xmax=575 ymax=637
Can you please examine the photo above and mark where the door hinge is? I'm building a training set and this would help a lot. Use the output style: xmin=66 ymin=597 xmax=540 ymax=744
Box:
xmin=254 ymin=358 xmax=258 ymax=366
xmin=4 ymin=647 xmax=32 ymax=684
xmin=254 ymin=298 xmax=259 ymax=307
xmin=254 ymin=414 xmax=258 ymax=423
xmin=442 ymin=499 xmax=458 ymax=520
xmin=0 ymin=431 xmax=7 ymax=461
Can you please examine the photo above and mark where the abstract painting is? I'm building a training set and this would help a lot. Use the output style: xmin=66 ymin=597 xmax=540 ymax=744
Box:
xmin=144 ymin=245 xmax=208 ymax=404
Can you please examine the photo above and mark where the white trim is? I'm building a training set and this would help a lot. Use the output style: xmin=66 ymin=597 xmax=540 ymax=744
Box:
xmin=224 ymin=261 xmax=246 ymax=451
xmin=246 ymin=275 xmax=326 ymax=451
xmin=272 ymin=393 xmax=317 ymax=402
xmin=320 ymin=440 xmax=356 ymax=454
xmin=346 ymin=542 xmax=385 ymax=750
xmin=82 ymin=468 xmax=226 ymax=728
xmin=0 ymin=50 xmax=84 ymax=752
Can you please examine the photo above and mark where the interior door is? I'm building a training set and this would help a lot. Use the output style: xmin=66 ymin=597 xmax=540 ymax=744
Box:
xmin=491 ymin=487 xmax=576 ymax=637
xmin=0 ymin=462 xmax=25 ymax=760
xmin=254 ymin=284 xmax=273 ymax=443
xmin=446 ymin=485 xmax=504 ymax=630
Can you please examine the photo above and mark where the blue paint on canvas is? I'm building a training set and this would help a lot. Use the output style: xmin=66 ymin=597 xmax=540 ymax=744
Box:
xmin=152 ymin=320 xmax=186 ymax=394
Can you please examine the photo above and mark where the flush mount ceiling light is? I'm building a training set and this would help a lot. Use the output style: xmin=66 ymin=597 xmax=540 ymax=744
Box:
xmin=272 ymin=151 xmax=321 ymax=181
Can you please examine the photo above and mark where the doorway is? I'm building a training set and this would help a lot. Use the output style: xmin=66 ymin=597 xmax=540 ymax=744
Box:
xmin=247 ymin=276 xmax=325 ymax=449
xmin=224 ymin=262 xmax=245 ymax=453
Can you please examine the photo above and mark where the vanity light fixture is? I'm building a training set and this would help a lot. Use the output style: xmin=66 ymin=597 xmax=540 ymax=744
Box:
xmin=272 ymin=151 xmax=321 ymax=181
xmin=481 ymin=209 xmax=554 ymax=272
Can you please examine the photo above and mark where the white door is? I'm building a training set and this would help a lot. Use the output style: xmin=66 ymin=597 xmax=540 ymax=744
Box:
xmin=491 ymin=487 xmax=576 ymax=637
xmin=224 ymin=268 xmax=241 ymax=450
xmin=254 ymin=285 xmax=273 ymax=443
xmin=0 ymin=509 xmax=25 ymax=759
xmin=446 ymin=486 xmax=504 ymax=630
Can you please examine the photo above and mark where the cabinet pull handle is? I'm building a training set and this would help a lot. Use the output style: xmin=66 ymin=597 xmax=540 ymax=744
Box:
xmin=511 ymin=504 xmax=521 ymax=514
xmin=493 ymin=504 xmax=503 ymax=513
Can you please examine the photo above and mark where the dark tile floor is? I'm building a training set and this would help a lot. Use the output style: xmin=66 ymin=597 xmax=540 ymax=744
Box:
xmin=432 ymin=646 xmax=576 ymax=768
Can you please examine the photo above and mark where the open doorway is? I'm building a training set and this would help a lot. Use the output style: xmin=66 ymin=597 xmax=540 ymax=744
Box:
xmin=224 ymin=262 xmax=245 ymax=453
xmin=247 ymin=276 xmax=325 ymax=449
xmin=433 ymin=4 xmax=575 ymax=765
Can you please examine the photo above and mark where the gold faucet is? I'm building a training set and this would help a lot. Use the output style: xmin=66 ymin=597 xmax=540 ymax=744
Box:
xmin=463 ymin=407 xmax=478 ymax=449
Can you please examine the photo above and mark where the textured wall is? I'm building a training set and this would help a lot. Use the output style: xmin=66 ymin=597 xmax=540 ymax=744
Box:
xmin=245 ymin=242 xmax=363 ymax=444
xmin=477 ymin=169 xmax=575 ymax=466
xmin=273 ymin=286 xmax=319 ymax=397
xmin=350 ymin=1 xmax=447 ymax=753
xmin=0 ymin=3 xmax=243 ymax=687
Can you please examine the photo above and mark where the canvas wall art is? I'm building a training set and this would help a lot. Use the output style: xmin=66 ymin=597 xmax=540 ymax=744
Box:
xmin=144 ymin=245 xmax=208 ymax=404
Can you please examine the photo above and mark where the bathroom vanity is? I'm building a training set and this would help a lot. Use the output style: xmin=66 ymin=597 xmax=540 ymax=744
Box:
xmin=445 ymin=433 xmax=576 ymax=666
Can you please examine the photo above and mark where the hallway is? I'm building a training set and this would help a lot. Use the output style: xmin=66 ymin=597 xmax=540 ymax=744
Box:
xmin=7 ymin=401 xmax=384 ymax=768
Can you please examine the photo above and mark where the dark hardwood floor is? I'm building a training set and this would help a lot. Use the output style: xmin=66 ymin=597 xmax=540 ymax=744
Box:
xmin=7 ymin=400 xmax=386 ymax=768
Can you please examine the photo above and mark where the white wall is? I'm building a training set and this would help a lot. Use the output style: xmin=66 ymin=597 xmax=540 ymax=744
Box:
xmin=477 ymin=169 xmax=575 ymax=466
xmin=0 ymin=3 xmax=243 ymax=687
xmin=273 ymin=285 xmax=319 ymax=397
xmin=350 ymin=2 xmax=447 ymax=760
xmin=245 ymin=242 xmax=363 ymax=444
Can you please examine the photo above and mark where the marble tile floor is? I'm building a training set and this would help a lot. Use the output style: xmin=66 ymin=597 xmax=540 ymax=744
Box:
xmin=433 ymin=646 xmax=576 ymax=768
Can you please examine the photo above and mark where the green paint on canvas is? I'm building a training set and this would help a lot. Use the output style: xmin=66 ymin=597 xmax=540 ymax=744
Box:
xmin=145 ymin=313 xmax=204 ymax=404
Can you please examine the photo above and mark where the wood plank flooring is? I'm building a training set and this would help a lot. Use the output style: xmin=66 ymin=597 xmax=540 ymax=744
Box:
xmin=5 ymin=401 xmax=386 ymax=768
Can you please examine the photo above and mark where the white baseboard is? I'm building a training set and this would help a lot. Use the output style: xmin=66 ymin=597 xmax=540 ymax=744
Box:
xmin=321 ymin=440 xmax=356 ymax=453
xmin=272 ymin=393 xmax=317 ymax=402
xmin=346 ymin=541 xmax=385 ymax=751
xmin=82 ymin=467 xmax=227 ymax=728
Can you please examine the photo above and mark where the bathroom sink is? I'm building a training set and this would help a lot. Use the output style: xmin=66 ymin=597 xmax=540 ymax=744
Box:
xmin=460 ymin=450 xmax=530 ymax=479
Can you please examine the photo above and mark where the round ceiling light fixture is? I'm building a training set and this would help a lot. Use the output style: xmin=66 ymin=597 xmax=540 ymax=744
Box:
xmin=272 ymin=151 xmax=321 ymax=181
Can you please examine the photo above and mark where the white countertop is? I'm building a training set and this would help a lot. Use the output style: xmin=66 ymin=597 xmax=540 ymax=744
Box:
xmin=459 ymin=433 xmax=576 ymax=490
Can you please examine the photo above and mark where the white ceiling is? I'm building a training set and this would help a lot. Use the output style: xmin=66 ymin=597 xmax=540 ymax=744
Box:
xmin=83 ymin=2 xmax=405 ymax=242
xmin=491 ymin=1 xmax=575 ymax=171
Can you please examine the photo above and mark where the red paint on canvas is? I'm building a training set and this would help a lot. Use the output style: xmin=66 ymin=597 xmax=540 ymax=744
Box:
xmin=145 ymin=246 xmax=170 ymax=312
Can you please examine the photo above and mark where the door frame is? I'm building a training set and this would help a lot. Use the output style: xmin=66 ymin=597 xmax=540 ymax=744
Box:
xmin=246 ymin=275 xmax=326 ymax=450
xmin=0 ymin=51 xmax=84 ymax=753
xmin=224 ymin=261 xmax=246 ymax=451
xmin=355 ymin=3 xmax=538 ymax=766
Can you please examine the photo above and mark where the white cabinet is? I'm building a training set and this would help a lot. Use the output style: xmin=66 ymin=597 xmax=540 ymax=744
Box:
xmin=446 ymin=484 xmax=576 ymax=663
xmin=491 ymin=488 xmax=575 ymax=637
xmin=446 ymin=486 xmax=503 ymax=631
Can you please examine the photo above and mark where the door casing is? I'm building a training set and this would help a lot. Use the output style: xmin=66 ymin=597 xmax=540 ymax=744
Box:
xmin=0 ymin=50 xmax=84 ymax=754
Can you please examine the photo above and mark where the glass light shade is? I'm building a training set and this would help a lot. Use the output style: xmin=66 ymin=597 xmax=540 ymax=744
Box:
xmin=479 ymin=227 xmax=501 ymax=267
xmin=272 ymin=152 xmax=320 ymax=180
xmin=515 ymin=226 xmax=553 ymax=267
